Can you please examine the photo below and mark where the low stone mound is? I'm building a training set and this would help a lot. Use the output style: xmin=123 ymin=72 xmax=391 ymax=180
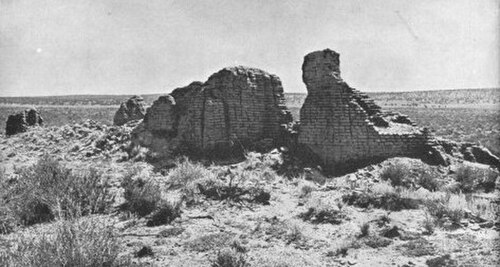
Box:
xmin=113 ymin=95 xmax=146 ymax=126
xmin=5 ymin=108 xmax=43 ymax=136
xmin=132 ymin=66 xmax=293 ymax=159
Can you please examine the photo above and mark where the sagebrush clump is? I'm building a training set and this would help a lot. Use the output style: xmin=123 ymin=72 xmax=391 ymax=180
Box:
xmin=0 ymin=217 xmax=122 ymax=267
xmin=6 ymin=155 xmax=113 ymax=226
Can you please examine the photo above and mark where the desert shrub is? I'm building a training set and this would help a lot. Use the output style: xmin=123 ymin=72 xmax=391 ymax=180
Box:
xmin=424 ymin=196 xmax=465 ymax=226
xmin=211 ymin=248 xmax=249 ymax=267
xmin=363 ymin=235 xmax=392 ymax=248
xmin=342 ymin=191 xmax=420 ymax=211
xmin=299 ymin=183 xmax=315 ymax=198
xmin=455 ymin=165 xmax=498 ymax=193
xmin=380 ymin=163 xmax=410 ymax=187
xmin=417 ymin=169 xmax=442 ymax=191
xmin=121 ymin=171 xmax=161 ymax=217
xmin=398 ymin=238 xmax=436 ymax=257
xmin=186 ymin=232 xmax=235 ymax=252
xmin=1 ymin=217 xmax=121 ymax=267
xmin=359 ymin=222 xmax=370 ymax=238
xmin=0 ymin=204 xmax=16 ymax=235
xmin=284 ymin=224 xmax=305 ymax=245
xmin=168 ymin=157 xmax=213 ymax=188
xmin=197 ymin=169 xmax=271 ymax=205
xmin=299 ymin=206 xmax=347 ymax=224
xmin=7 ymin=156 xmax=113 ymax=225
xmin=422 ymin=213 xmax=436 ymax=235
xmin=146 ymin=201 xmax=182 ymax=227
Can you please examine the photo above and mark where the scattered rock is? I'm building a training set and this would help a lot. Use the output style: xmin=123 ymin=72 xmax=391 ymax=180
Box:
xmin=5 ymin=108 xmax=43 ymax=136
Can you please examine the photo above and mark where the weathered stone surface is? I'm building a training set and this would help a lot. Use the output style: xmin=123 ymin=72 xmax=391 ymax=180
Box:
xmin=5 ymin=108 xmax=43 ymax=136
xmin=132 ymin=66 xmax=292 ymax=158
xmin=297 ymin=49 xmax=428 ymax=173
xmin=113 ymin=95 xmax=146 ymax=126
xmin=425 ymin=138 xmax=500 ymax=169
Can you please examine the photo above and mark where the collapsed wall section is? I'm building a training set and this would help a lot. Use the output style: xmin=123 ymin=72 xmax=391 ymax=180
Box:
xmin=132 ymin=66 xmax=292 ymax=157
xmin=298 ymin=49 xmax=429 ymax=172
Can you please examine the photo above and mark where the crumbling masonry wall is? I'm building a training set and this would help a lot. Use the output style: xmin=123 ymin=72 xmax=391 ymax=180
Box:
xmin=132 ymin=66 xmax=292 ymax=156
xmin=298 ymin=49 xmax=429 ymax=172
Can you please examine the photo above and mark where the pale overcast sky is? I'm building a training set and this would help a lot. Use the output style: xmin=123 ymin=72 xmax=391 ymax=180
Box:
xmin=0 ymin=0 xmax=498 ymax=96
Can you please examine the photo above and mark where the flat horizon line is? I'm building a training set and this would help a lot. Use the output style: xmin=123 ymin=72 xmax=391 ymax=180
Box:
xmin=1 ymin=87 xmax=499 ymax=98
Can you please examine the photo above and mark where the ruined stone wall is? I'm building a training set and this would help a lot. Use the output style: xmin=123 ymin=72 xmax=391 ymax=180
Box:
xmin=133 ymin=66 xmax=292 ymax=156
xmin=298 ymin=49 xmax=429 ymax=172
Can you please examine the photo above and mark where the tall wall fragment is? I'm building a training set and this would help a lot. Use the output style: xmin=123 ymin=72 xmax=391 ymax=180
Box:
xmin=132 ymin=66 xmax=292 ymax=157
xmin=298 ymin=49 xmax=429 ymax=172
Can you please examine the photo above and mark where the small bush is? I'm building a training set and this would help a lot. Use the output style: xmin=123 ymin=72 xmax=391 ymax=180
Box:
xmin=299 ymin=206 xmax=347 ymax=224
xmin=211 ymin=248 xmax=249 ymax=267
xmin=342 ymin=191 xmax=420 ymax=211
xmin=146 ymin=201 xmax=182 ymax=227
xmin=455 ymin=165 xmax=498 ymax=193
xmin=424 ymin=197 xmax=465 ymax=226
xmin=121 ymin=172 xmax=161 ymax=217
xmin=1 ymin=217 xmax=120 ymax=266
xmin=422 ymin=214 xmax=436 ymax=235
xmin=186 ymin=232 xmax=235 ymax=252
xmin=168 ymin=157 xmax=213 ymax=189
xmin=299 ymin=184 xmax=315 ymax=198
xmin=380 ymin=164 xmax=409 ymax=187
xmin=364 ymin=236 xmax=392 ymax=248
xmin=7 ymin=156 xmax=113 ymax=225
xmin=417 ymin=170 xmax=442 ymax=191
xmin=398 ymin=238 xmax=436 ymax=257
xmin=359 ymin=223 xmax=370 ymax=238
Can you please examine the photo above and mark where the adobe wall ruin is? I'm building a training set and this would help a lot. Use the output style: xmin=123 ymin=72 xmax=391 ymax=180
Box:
xmin=298 ymin=49 xmax=429 ymax=172
xmin=113 ymin=95 xmax=146 ymax=126
xmin=132 ymin=66 xmax=292 ymax=157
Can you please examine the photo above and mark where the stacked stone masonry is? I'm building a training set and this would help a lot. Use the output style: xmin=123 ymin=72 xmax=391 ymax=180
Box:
xmin=113 ymin=95 xmax=146 ymax=126
xmin=133 ymin=66 xmax=292 ymax=156
xmin=298 ymin=49 xmax=429 ymax=172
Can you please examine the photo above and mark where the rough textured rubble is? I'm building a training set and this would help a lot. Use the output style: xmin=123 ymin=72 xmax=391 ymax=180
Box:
xmin=5 ymin=108 xmax=44 ymax=136
xmin=113 ymin=95 xmax=146 ymax=126
xmin=297 ymin=49 xmax=429 ymax=173
xmin=132 ymin=66 xmax=292 ymax=158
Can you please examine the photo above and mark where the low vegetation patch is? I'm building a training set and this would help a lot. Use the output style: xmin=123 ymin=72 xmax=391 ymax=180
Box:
xmin=380 ymin=163 xmax=410 ymax=187
xmin=299 ymin=206 xmax=347 ymax=224
xmin=398 ymin=238 xmax=436 ymax=257
xmin=146 ymin=201 xmax=182 ymax=227
xmin=121 ymin=171 xmax=162 ymax=217
xmin=4 ymin=155 xmax=113 ymax=226
xmin=454 ymin=165 xmax=498 ymax=193
xmin=342 ymin=191 xmax=420 ymax=211
xmin=185 ymin=232 xmax=235 ymax=252
xmin=0 ymin=217 xmax=121 ymax=267
xmin=211 ymin=248 xmax=249 ymax=267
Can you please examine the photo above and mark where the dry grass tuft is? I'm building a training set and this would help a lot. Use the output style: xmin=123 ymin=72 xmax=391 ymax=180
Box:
xmin=0 ymin=217 xmax=123 ymax=267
